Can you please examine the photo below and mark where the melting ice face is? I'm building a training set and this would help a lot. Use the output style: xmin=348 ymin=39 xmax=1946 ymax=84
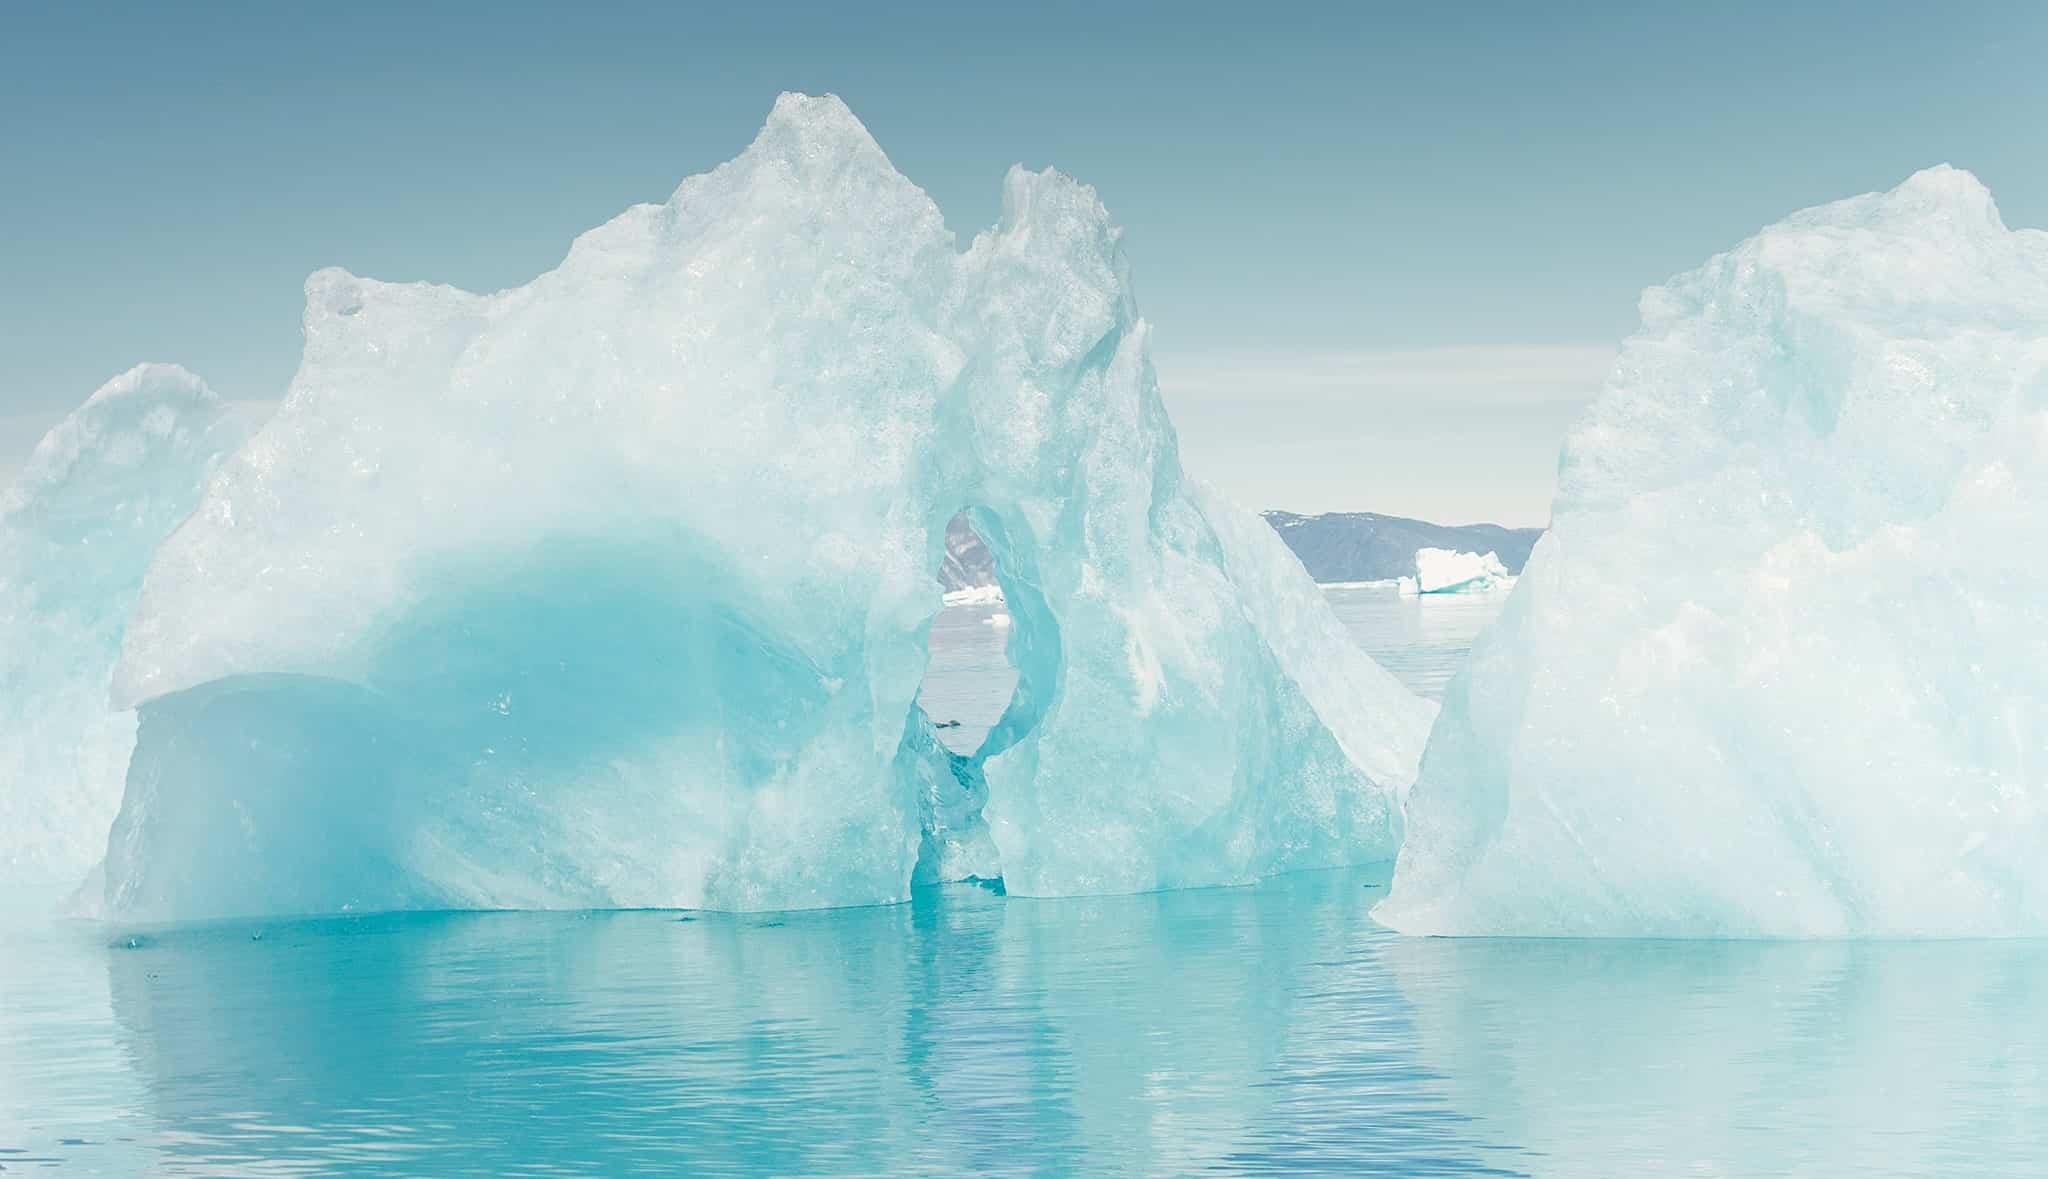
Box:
xmin=83 ymin=94 xmax=1433 ymax=921
xmin=0 ymin=366 xmax=250 ymax=911
xmin=1379 ymin=166 xmax=2048 ymax=937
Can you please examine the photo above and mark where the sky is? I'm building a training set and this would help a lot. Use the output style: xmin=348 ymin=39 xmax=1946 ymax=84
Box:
xmin=4 ymin=1 xmax=2045 ymax=525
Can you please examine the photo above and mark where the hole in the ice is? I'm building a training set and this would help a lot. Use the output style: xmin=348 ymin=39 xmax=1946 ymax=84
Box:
xmin=917 ymin=511 xmax=1020 ymax=755
xmin=908 ymin=506 xmax=1064 ymax=890
xmin=943 ymin=506 xmax=1060 ymax=764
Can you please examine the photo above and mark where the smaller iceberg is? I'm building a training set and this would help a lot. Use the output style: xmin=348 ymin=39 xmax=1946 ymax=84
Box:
xmin=1396 ymin=548 xmax=1513 ymax=595
xmin=942 ymin=584 xmax=1006 ymax=607
xmin=1379 ymin=166 xmax=2048 ymax=937
xmin=0 ymin=365 xmax=250 ymax=911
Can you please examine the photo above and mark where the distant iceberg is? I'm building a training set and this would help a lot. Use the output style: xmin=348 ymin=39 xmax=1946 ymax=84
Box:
xmin=1395 ymin=548 xmax=1513 ymax=596
xmin=1270 ymin=512 xmax=1543 ymax=585
xmin=942 ymin=584 xmax=1006 ymax=607
xmin=941 ymin=508 xmax=1545 ymax=590
xmin=1379 ymin=166 xmax=2048 ymax=937
xmin=0 ymin=365 xmax=250 ymax=911
xmin=95 ymin=94 xmax=1434 ymax=921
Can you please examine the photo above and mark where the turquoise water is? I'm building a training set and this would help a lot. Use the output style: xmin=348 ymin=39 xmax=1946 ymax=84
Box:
xmin=6 ymin=587 xmax=2046 ymax=1176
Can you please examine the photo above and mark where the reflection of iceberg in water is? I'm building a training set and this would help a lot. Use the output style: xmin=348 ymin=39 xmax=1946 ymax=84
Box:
xmin=0 ymin=923 xmax=152 ymax=1170
xmin=1383 ymin=936 xmax=2048 ymax=1175
xmin=92 ymin=875 xmax=1512 ymax=1176
xmin=43 ymin=878 xmax=2048 ymax=1174
xmin=103 ymin=906 xmax=944 ymax=1175
xmin=975 ymin=871 xmax=1500 ymax=1175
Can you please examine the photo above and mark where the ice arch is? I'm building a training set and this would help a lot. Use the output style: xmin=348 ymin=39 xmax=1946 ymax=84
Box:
xmin=905 ymin=505 xmax=1055 ymax=889
xmin=99 ymin=94 xmax=1433 ymax=920
xmin=948 ymin=505 xmax=1059 ymax=764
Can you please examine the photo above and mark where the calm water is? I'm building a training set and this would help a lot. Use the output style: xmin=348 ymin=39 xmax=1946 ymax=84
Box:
xmin=919 ymin=597 xmax=1021 ymax=754
xmin=6 ymin=585 xmax=2046 ymax=1176
xmin=1317 ymin=584 xmax=1513 ymax=702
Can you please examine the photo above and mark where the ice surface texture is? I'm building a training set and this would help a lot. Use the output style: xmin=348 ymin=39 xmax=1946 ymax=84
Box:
xmin=102 ymin=94 xmax=1433 ymax=920
xmin=0 ymin=366 xmax=249 ymax=910
xmin=1379 ymin=167 xmax=2048 ymax=936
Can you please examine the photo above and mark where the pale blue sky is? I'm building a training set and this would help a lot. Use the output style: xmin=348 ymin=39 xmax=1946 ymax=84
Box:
xmin=4 ymin=1 xmax=2045 ymax=523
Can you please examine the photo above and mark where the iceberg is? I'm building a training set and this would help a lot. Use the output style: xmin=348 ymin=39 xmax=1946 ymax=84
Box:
xmin=1395 ymin=548 xmax=1513 ymax=595
xmin=100 ymin=94 xmax=1434 ymax=921
xmin=942 ymin=584 xmax=1006 ymax=607
xmin=1378 ymin=166 xmax=2048 ymax=937
xmin=0 ymin=365 xmax=249 ymax=911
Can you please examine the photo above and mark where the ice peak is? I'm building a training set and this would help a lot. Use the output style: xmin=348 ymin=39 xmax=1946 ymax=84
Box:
xmin=764 ymin=90 xmax=869 ymax=138
xmin=77 ymin=362 xmax=214 ymax=412
xmin=1753 ymin=164 xmax=2006 ymax=250
xmin=5 ymin=365 xmax=222 ymax=518
xmin=1877 ymin=163 xmax=2004 ymax=231
xmin=1890 ymin=162 xmax=1992 ymax=204
xmin=746 ymin=90 xmax=897 ymax=178
xmin=1742 ymin=164 xmax=2009 ymax=252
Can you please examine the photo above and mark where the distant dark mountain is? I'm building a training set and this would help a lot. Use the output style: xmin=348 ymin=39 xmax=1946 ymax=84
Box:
xmin=1261 ymin=511 xmax=1543 ymax=584
xmin=939 ymin=514 xmax=996 ymax=590
xmin=938 ymin=510 xmax=1543 ymax=592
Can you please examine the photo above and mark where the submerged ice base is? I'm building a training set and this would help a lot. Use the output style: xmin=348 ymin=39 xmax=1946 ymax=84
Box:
xmin=1379 ymin=167 xmax=2048 ymax=937
xmin=97 ymin=94 xmax=1432 ymax=921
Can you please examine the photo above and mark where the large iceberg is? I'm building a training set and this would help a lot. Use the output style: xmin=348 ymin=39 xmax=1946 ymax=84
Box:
xmin=1378 ymin=166 xmax=2048 ymax=937
xmin=0 ymin=366 xmax=249 ymax=911
xmin=99 ymin=94 xmax=1434 ymax=921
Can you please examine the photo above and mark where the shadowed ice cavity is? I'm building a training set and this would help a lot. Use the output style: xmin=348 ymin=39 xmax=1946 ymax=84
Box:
xmin=110 ymin=539 xmax=913 ymax=917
